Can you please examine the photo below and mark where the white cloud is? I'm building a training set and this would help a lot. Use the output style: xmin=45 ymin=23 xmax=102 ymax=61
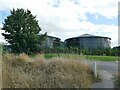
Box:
xmin=0 ymin=29 xmax=6 ymax=44
xmin=38 ymin=18 xmax=118 ymax=47
xmin=0 ymin=0 xmax=119 ymax=47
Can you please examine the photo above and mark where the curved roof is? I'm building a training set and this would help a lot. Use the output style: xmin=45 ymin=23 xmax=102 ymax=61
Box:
xmin=65 ymin=34 xmax=111 ymax=40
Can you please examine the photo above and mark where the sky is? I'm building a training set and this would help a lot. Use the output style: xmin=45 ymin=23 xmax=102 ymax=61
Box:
xmin=0 ymin=0 xmax=119 ymax=47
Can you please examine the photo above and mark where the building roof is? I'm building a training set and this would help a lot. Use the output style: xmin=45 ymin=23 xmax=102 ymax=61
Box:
xmin=65 ymin=33 xmax=111 ymax=40
xmin=79 ymin=34 xmax=95 ymax=37
xmin=47 ymin=35 xmax=60 ymax=39
xmin=38 ymin=33 xmax=60 ymax=39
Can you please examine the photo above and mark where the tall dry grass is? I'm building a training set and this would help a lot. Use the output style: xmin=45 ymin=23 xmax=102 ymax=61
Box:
xmin=2 ymin=53 xmax=93 ymax=88
xmin=0 ymin=44 xmax=3 ymax=89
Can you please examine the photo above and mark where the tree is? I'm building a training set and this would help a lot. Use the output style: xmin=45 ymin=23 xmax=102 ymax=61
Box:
xmin=2 ymin=8 xmax=41 ymax=54
xmin=38 ymin=32 xmax=47 ymax=52
xmin=111 ymin=46 xmax=120 ymax=56
xmin=53 ymin=38 xmax=61 ymax=48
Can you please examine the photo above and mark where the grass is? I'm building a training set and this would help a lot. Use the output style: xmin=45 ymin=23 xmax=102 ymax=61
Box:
xmin=43 ymin=53 xmax=61 ymax=59
xmin=113 ymin=73 xmax=120 ymax=89
xmin=85 ymin=55 xmax=119 ymax=61
xmin=0 ymin=44 xmax=3 ymax=89
xmin=92 ymin=72 xmax=101 ymax=83
xmin=44 ymin=53 xmax=86 ymax=61
xmin=44 ymin=53 xmax=119 ymax=61
xmin=0 ymin=44 xmax=3 ymax=54
xmin=2 ymin=53 xmax=94 ymax=88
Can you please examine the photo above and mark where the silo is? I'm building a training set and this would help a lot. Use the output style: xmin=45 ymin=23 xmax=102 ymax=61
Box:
xmin=65 ymin=34 xmax=111 ymax=50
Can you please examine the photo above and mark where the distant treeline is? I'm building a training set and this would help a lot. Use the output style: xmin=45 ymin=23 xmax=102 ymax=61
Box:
xmin=43 ymin=46 xmax=120 ymax=56
xmin=2 ymin=44 xmax=120 ymax=56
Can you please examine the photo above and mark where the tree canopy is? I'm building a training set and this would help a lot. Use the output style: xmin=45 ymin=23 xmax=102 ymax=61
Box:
xmin=2 ymin=8 xmax=42 ymax=54
xmin=53 ymin=38 xmax=61 ymax=48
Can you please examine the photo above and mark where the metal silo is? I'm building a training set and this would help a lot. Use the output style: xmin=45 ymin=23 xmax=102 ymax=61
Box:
xmin=65 ymin=34 xmax=111 ymax=50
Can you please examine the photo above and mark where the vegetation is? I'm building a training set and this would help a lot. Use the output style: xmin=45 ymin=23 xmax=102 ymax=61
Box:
xmin=43 ymin=53 xmax=119 ymax=61
xmin=0 ymin=44 xmax=3 ymax=53
xmin=111 ymin=46 xmax=120 ymax=56
xmin=1 ymin=7 xmax=118 ymax=88
xmin=0 ymin=44 xmax=2 ymax=89
xmin=2 ymin=53 xmax=94 ymax=88
xmin=38 ymin=32 xmax=47 ymax=52
xmin=39 ymin=46 xmax=120 ymax=57
xmin=92 ymin=73 xmax=101 ymax=83
xmin=53 ymin=38 xmax=61 ymax=48
xmin=2 ymin=8 xmax=45 ymax=54
xmin=44 ymin=53 xmax=61 ymax=59
xmin=113 ymin=74 xmax=120 ymax=89
xmin=85 ymin=55 xmax=119 ymax=61
xmin=1 ymin=8 xmax=119 ymax=56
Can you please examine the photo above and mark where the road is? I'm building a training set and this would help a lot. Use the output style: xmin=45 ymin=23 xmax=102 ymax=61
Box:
xmin=83 ymin=60 xmax=118 ymax=88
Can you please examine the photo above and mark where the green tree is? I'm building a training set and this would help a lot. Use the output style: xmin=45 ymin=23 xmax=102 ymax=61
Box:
xmin=53 ymin=38 xmax=61 ymax=48
xmin=2 ymin=8 xmax=41 ymax=54
xmin=39 ymin=32 xmax=47 ymax=52
xmin=111 ymin=46 xmax=120 ymax=56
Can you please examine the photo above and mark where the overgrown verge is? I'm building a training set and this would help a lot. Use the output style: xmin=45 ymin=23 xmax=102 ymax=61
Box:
xmin=113 ymin=74 xmax=120 ymax=89
xmin=2 ymin=53 xmax=94 ymax=88
xmin=0 ymin=44 xmax=3 ymax=89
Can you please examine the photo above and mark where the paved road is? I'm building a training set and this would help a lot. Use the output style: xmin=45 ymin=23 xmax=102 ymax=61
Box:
xmin=83 ymin=60 xmax=118 ymax=88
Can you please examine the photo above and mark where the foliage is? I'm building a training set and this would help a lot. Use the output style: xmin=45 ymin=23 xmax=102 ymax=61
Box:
xmin=38 ymin=32 xmax=47 ymax=52
xmin=53 ymin=38 xmax=61 ymax=48
xmin=111 ymin=46 xmax=120 ymax=56
xmin=113 ymin=74 xmax=120 ymax=89
xmin=2 ymin=8 xmax=41 ymax=54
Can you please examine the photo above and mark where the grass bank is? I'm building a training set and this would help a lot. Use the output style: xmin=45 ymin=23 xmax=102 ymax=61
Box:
xmin=85 ymin=55 xmax=119 ymax=61
xmin=2 ymin=53 xmax=94 ymax=88
xmin=44 ymin=54 xmax=119 ymax=61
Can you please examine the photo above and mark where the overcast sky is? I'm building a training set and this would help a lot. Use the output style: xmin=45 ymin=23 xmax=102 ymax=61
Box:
xmin=0 ymin=0 xmax=119 ymax=47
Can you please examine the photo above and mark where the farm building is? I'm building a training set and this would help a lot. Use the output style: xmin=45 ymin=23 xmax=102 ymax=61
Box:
xmin=65 ymin=34 xmax=111 ymax=50
xmin=45 ymin=35 xmax=61 ymax=48
xmin=38 ymin=33 xmax=61 ymax=48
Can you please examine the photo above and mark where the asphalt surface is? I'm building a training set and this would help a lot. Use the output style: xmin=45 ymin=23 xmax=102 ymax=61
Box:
xmin=83 ymin=60 xmax=118 ymax=88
